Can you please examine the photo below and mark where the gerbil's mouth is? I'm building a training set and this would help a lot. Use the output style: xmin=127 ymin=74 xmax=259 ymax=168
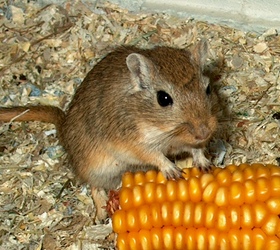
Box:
xmin=168 ymin=132 xmax=207 ymax=149
xmin=190 ymin=139 xmax=208 ymax=148
xmin=193 ymin=131 xmax=212 ymax=145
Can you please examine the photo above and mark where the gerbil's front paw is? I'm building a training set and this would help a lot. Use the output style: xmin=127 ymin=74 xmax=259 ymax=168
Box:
xmin=193 ymin=155 xmax=213 ymax=172
xmin=192 ymin=148 xmax=214 ymax=173
xmin=161 ymin=163 xmax=183 ymax=180
xmin=195 ymin=161 xmax=213 ymax=173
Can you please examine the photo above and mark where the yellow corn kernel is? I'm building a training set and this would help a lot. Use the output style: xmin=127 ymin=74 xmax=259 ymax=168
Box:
xmin=205 ymin=203 xmax=218 ymax=228
xmin=119 ymin=187 xmax=133 ymax=210
xmin=226 ymin=164 xmax=239 ymax=173
xmin=174 ymin=226 xmax=186 ymax=249
xmin=155 ymin=183 xmax=167 ymax=203
xmin=156 ymin=171 xmax=167 ymax=184
xmin=271 ymin=176 xmax=280 ymax=196
xmin=139 ymin=229 xmax=153 ymax=249
xmin=188 ymin=176 xmax=202 ymax=202
xmin=253 ymin=228 xmax=266 ymax=250
xmin=254 ymin=201 xmax=268 ymax=227
xmin=215 ymin=186 xmax=229 ymax=207
xmin=182 ymin=167 xmax=202 ymax=179
xmin=208 ymin=228 xmax=219 ymax=249
xmin=182 ymin=201 xmax=194 ymax=227
xmin=122 ymin=172 xmax=135 ymax=188
xmin=162 ymin=226 xmax=174 ymax=250
xmin=177 ymin=179 xmax=189 ymax=201
xmin=229 ymin=181 xmax=245 ymax=206
xmin=166 ymin=180 xmax=177 ymax=201
xmin=132 ymin=185 xmax=144 ymax=207
xmin=113 ymin=163 xmax=280 ymax=250
xmin=126 ymin=208 xmax=140 ymax=232
xmin=113 ymin=209 xmax=127 ymax=234
xmin=229 ymin=206 xmax=241 ymax=229
xmin=255 ymin=164 xmax=270 ymax=178
xmin=228 ymin=229 xmax=241 ymax=249
xmin=193 ymin=202 xmax=205 ymax=228
xmin=145 ymin=170 xmax=158 ymax=183
xmin=243 ymin=165 xmax=255 ymax=180
xmin=216 ymin=168 xmax=232 ymax=186
xmin=218 ymin=232 xmax=230 ymax=249
xmin=231 ymin=169 xmax=244 ymax=182
xmin=172 ymin=201 xmax=184 ymax=227
xmin=185 ymin=228 xmax=196 ymax=249
xmin=150 ymin=227 xmax=163 ymax=250
xmin=143 ymin=182 xmax=156 ymax=204
xmin=197 ymin=227 xmax=208 ymax=249
xmin=149 ymin=203 xmax=163 ymax=228
xmin=256 ymin=177 xmax=271 ymax=201
xmin=241 ymin=204 xmax=254 ymax=229
xmin=138 ymin=204 xmax=153 ymax=230
xmin=134 ymin=171 xmax=146 ymax=186
xmin=202 ymin=180 xmax=219 ymax=202
xmin=217 ymin=207 xmax=230 ymax=232
xmin=200 ymin=173 xmax=215 ymax=189
xmin=262 ymin=214 xmax=280 ymax=236
xmin=161 ymin=201 xmax=173 ymax=226
xmin=265 ymin=236 xmax=280 ymax=250
xmin=241 ymin=228 xmax=253 ymax=249
xmin=266 ymin=197 xmax=280 ymax=214
xmin=270 ymin=165 xmax=280 ymax=176
xmin=244 ymin=179 xmax=257 ymax=204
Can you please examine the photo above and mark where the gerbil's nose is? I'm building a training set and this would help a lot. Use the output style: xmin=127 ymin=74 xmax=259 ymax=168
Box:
xmin=195 ymin=124 xmax=212 ymax=141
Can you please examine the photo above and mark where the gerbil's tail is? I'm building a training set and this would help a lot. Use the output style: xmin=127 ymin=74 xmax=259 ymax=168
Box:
xmin=0 ymin=106 xmax=65 ymax=128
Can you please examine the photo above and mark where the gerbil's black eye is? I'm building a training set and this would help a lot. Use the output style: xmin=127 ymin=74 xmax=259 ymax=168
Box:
xmin=157 ymin=91 xmax=173 ymax=107
xmin=206 ymin=84 xmax=211 ymax=95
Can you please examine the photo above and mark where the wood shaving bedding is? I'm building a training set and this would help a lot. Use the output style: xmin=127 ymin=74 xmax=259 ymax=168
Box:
xmin=0 ymin=1 xmax=279 ymax=249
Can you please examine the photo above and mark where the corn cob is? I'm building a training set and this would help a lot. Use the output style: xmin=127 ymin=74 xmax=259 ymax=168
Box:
xmin=112 ymin=163 xmax=280 ymax=250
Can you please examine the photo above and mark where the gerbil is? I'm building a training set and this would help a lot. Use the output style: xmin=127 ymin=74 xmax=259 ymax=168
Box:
xmin=0 ymin=40 xmax=217 ymax=221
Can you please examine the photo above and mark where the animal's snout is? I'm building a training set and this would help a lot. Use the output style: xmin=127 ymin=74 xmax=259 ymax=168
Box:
xmin=194 ymin=116 xmax=217 ymax=142
xmin=195 ymin=124 xmax=212 ymax=141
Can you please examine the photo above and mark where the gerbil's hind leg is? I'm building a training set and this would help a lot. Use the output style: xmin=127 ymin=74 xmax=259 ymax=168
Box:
xmin=91 ymin=187 xmax=108 ymax=223
xmin=192 ymin=148 xmax=212 ymax=172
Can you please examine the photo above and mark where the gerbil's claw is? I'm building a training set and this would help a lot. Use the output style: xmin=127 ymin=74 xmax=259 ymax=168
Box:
xmin=196 ymin=162 xmax=214 ymax=173
xmin=162 ymin=164 xmax=183 ymax=180
xmin=192 ymin=148 xmax=214 ymax=173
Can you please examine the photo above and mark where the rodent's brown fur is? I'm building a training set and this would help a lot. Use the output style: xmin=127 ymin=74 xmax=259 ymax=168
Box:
xmin=0 ymin=42 xmax=217 ymax=221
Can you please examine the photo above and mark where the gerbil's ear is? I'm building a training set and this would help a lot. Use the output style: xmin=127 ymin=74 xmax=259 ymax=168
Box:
xmin=192 ymin=39 xmax=209 ymax=66
xmin=126 ymin=53 xmax=154 ymax=89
